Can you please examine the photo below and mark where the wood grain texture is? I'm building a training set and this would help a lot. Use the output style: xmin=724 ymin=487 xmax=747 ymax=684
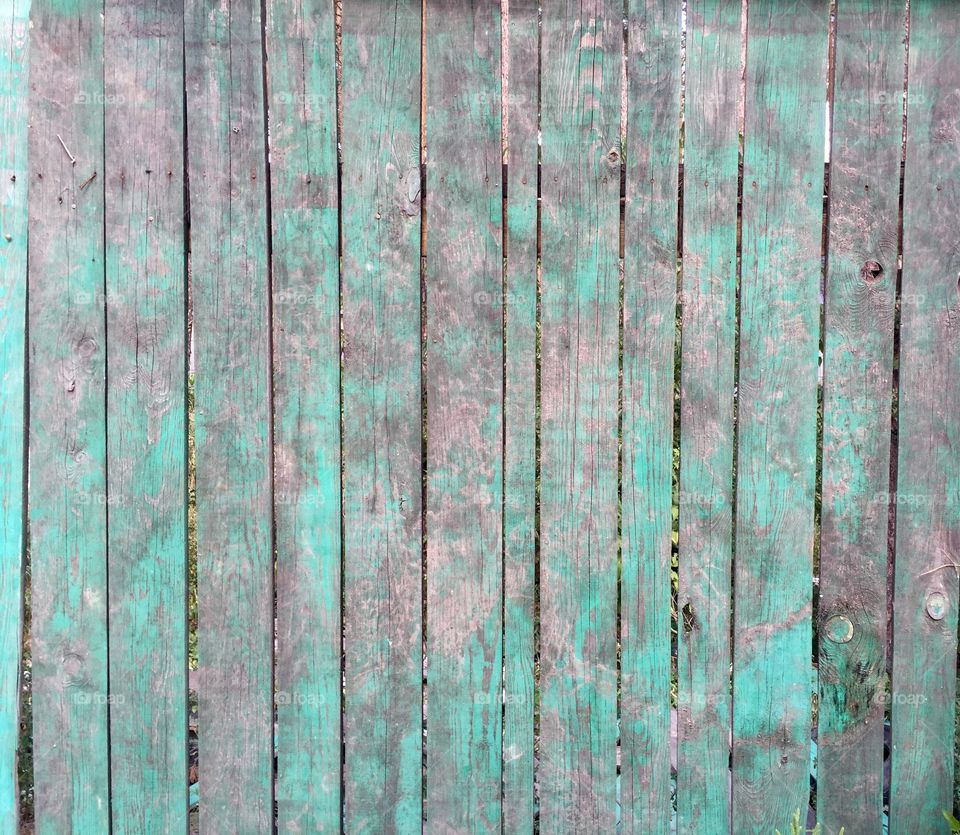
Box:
xmin=265 ymin=0 xmax=341 ymax=829
xmin=503 ymin=0 xmax=537 ymax=829
xmin=620 ymin=2 xmax=681 ymax=831
xmin=676 ymin=2 xmax=738 ymax=831
xmin=538 ymin=1 xmax=620 ymax=829
xmin=732 ymin=1 xmax=827 ymax=831
xmin=0 ymin=0 xmax=28 ymax=829
xmin=103 ymin=0 xmax=187 ymax=830
xmin=424 ymin=1 xmax=503 ymax=829
xmin=184 ymin=0 xmax=273 ymax=829
xmin=817 ymin=2 xmax=902 ymax=832
xmin=341 ymin=1 xmax=423 ymax=831
xmin=27 ymin=1 xmax=110 ymax=830
xmin=890 ymin=1 xmax=960 ymax=825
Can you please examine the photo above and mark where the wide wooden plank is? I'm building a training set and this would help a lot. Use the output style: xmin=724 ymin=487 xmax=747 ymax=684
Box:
xmin=27 ymin=1 xmax=110 ymax=830
xmin=265 ymin=0 xmax=341 ymax=829
xmin=890 ymin=1 xmax=960 ymax=824
xmin=538 ymin=1 xmax=620 ymax=828
xmin=621 ymin=2 xmax=681 ymax=831
xmin=675 ymin=1 xmax=738 ymax=831
xmin=817 ymin=2 xmax=903 ymax=832
xmin=732 ymin=1 xmax=828 ymax=831
xmin=503 ymin=0 xmax=537 ymax=830
xmin=103 ymin=0 xmax=187 ymax=830
xmin=0 ymin=0 xmax=29 ymax=828
xmin=184 ymin=0 xmax=273 ymax=829
xmin=424 ymin=1 xmax=503 ymax=829
xmin=341 ymin=1 xmax=423 ymax=831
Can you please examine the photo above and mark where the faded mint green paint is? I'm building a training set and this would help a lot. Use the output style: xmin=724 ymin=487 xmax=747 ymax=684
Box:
xmin=620 ymin=2 xmax=681 ymax=831
xmin=341 ymin=2 xmax=423 ymax=831
xmin=104 ymin=0 xmax=187 ymax=831
xmin=27 ymin=1 xmax=109 ymax=831
xmin=818 ymin=2 xmax=902 ymax=832
xmin=539 ymin=1 xmax=620 ymax=828
xmin=425 ymin=1 xmax=503 ymax=830
xmin=185 ymin=0 xmax=273 ymax=830
xmin=0 ymin=1 xmax=28 ymax=830
xmin=503 ymin=0 xmax=537 ymax=830
xmin=733 ymin=1 xmax=828 ymax=831
xmin=265 ymin=0 xmax=341 ymax=830
xmin=890 ymin=1 xmax=960 ymax=825
xmin=676 ymin=2 xmax=738 ymax=831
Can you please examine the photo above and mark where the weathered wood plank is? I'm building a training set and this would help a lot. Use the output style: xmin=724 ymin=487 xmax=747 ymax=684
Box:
xmin=732 ymin=1 xmax=828 ymax=831
xmin=890 ymin=0 xmax=960 ymax=824
xmin=103 ymin=0 xmax=187 ymax=830
xmin=184 ymin=0 xmax=273 ymax=829
xmin=621 ymin=2 xmax=682 ymax=831
xmin=538 ymin=1 xmax=620 ymax=828
xmin=817 ymin=2 xmax=903 ymax=832
xmin=27 ymin=1 xmax=110 ymax=830
xmin=0 ymin=0 xmax=29 ymax=828
xmin=503 ymin=0 xmax=537 ymax=829
xmin=676 ymin=1 xmax=738 ymax=831
xmin=341 ymin=1 xmax=423 ymax=831
xmin=265 ymin=0 xmax=341 ymax=829
xmin=424 ymin=1 xmax=503 ymax=829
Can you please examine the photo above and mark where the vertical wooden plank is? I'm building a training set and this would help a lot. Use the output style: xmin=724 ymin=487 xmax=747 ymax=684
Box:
xmin=265 ymin=0 xmax=340 ymax=830
xmin=890 ymin=0 xmax=960 ymax=824
xmin=621 ymin=2 xmax=681 ymax=831
xmin=676 ymin=1 xmax=738 ymax=831
xmin=424 ymin=1 xmax=503 ymax=829
xmin=340 ymin=1 xmax=423 ymax=831
xmin=817 ymin=2 xmax=902 ymax=832
xmin=732 ymin=1 xmax=828 ymax=831
xmin=27 ymin=1 xmax=110 ymax=830
xmin=538 ymin=1 xmax=620 ymax=829
xmin=184 ymin=0 xmax=273 ymax=829
xmin=0 ymin=0 xmax=29 ymax=828
xmin=503 ymin=0 xmax=537 ymax=829
xmin=103 ymin=0 xmax=187 ymax=830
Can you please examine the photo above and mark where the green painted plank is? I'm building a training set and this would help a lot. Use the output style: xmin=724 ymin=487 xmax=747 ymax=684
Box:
xmin=265 ymin=0 xmax=341 ymax=830
xmin=27 ymin=1 xmax=110 ymax=831
xmin=340 ymin=1 xmax=422 ymax=831
xmin=538 ymin=1 xmax=620 ymax=828
xmin=890 ymin=1 xmax=960 ymax=825
xmin=676 ymin=1 xmax=738 ymax=831
xmin=0 ymin=0 xmax=28 ymax=830
xmin=732 ymin=2 xmax=828 ymax=831
xmin=103 ymin=0 xmax=187 ymax=831
xmin=817 ymin=2 xmax=903 ymax=832
xmin=503 ymin=0 xmax=537 ymax=830
xmin=184 ymin=0 xmax=273 ymax=830
xmin=424 ymin=1 xmax=503 ymax=829
xmin=621 ymin=2 xmax=682 ymax=831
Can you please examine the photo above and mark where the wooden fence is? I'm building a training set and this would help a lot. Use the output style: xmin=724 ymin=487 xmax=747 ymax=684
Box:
xmin=1 ymin=0 xmax=959 ymax=832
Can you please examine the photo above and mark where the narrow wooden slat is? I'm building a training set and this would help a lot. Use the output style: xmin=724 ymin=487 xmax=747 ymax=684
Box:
xmin=503 ymin=0 xmax=537 ymax=829
xmin=817 ymin=2 xmax=903 ymax=831
xmin=265 ymin=0 xmax=341 ymax=829
xmin=676 ymin=1 xmax=739 ymax=830
xmin=0 ymin=0 xmax=29 ymax=827
xmin=890 ymin=0 xmax=960 ymax=823
xmin=341 ymin=1 xmax=423 ymax=830
xmin=27 ymin=1 xmax=110 ymax=830
xmin=620 ymin=2 xmax=682 ymax=831
xmin=424 ymin=1 xmax=503 ymax=829
xmin=732 ymin=1 xmax=828 ymax=830
xmin=103 ymin=0 xmax=187 ymax=829
xmin=184 ymin=1 xmax=273 ymax=829
xmin=538 ymin=1 xmax=620 ymax=828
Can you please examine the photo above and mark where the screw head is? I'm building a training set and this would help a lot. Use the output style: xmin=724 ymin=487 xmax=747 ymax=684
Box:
xmin=926 ymin=591 xmax=947 ymax=621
